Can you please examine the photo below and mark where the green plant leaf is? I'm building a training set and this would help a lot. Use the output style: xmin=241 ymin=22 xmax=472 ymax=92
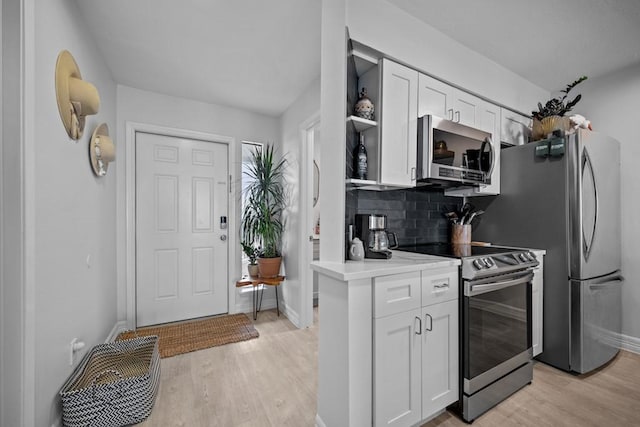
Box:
xmin=240 ymin=144 xmax=287 ymax=258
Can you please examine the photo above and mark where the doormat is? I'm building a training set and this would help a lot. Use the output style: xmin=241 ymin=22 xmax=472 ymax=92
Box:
xmin=116 ymin=313 xmax=259 ymax=358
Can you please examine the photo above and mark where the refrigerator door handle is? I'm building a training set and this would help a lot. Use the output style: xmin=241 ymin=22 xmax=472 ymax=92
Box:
xmin=589 ymin=274 xmax=624 ymax=291
xmin=582 ymin=148 xmax=598 ymax=261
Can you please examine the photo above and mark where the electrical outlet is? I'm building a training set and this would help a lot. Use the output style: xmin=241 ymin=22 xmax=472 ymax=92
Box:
xmin=69 ymin=338 xmax=86 ymax=365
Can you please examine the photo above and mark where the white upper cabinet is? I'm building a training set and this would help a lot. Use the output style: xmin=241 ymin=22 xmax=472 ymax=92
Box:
xmin=418 ymin=73 xmax=453 ymax=119
xmin=418 ymin=73 xmax=483 ymax=127
xmin=501 ymin=108 xmax=532 ymax=146
xmin=452 ymin=91 xmax=482 ymax=127
xmin=380 ymin=59 xmax=418 ymax=187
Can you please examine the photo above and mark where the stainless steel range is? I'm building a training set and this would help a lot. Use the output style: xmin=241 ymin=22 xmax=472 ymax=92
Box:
xmin=396 ymin=243 xmax=539 ymax=422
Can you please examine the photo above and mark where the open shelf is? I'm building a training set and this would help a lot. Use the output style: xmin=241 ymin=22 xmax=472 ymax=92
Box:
xmin=347 ymin=116 xmax=378 ymax=133
xmin=351 ymin=42 xmax=379 ymax=76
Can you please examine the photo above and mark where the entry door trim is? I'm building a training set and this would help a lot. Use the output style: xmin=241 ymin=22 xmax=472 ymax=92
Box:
xmin=125 ymin=122 xmax=237 ymax=328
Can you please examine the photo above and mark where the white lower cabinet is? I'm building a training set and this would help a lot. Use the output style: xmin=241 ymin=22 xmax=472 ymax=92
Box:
xmin=374 ymin=308 xmax=422 ymax=427
xmin=374 ymin=268 xmax=459 ymax=427
xmin=421 ymin=300 xmax=458 ymax=418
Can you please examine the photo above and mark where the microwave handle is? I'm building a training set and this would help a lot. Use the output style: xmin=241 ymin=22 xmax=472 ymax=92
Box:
xmin=481 ymin=136 xmax=495 ymax=181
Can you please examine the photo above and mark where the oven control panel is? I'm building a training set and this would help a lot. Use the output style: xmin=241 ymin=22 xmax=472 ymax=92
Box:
xmin=463 ymin=251 xmax=538 ymax=279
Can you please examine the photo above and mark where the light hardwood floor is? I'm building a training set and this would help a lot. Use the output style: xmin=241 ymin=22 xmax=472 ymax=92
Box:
xmin=141 ymin=309 xmax=640 ymax=426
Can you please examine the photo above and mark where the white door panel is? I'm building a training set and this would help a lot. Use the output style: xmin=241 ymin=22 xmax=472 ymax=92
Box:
xmin=374 ymin=308 xmax=422 ymax=427
xmin=422 ymin=300 xmax=458 ymax=418
xmin=136 ymin=132 xmax=228 ymax=326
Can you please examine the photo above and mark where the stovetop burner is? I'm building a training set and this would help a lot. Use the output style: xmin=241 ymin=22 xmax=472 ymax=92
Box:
xmin=396 ymin=243 xmax=539 ymax=280
xmin=397 ymin=242 xmax=517 ymax=258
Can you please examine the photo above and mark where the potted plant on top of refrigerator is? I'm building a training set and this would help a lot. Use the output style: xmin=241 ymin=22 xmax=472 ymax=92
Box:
xmin=531 ymin=76 xmax=588 ymax=140
xmin=241 ymin=144 xmax=287 ymax=278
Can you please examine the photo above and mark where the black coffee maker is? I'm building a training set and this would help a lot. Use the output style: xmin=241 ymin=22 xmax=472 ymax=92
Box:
xmin=355 ymin=214 xmax=398 ymax=259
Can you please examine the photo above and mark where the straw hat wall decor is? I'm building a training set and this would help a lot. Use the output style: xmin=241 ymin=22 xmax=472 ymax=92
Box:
xmin=89 ymin=123 xmax=115 ymax=177
xmin=55 ymin=50 xmax=100 ymax=140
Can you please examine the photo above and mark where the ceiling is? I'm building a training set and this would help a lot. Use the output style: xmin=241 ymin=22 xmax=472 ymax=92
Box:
xmin=75 ymin=0 xmax=321 ymax=117
xmin=386 ymin=0 xmax=640 ymax=92
xmin=76 ymin=0 xmax=640 ymax=117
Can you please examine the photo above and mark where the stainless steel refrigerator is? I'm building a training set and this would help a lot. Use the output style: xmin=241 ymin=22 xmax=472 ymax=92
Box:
xmin=474 ymin=129 xmax=623 ymax=373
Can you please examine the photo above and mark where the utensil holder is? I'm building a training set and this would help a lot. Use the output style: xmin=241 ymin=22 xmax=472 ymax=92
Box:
xmin=451 ymin=224 xmax=471 ymax=244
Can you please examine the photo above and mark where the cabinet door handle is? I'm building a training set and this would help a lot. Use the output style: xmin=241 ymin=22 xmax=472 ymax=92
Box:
xmin=434 ymin=283 xmax=449 ymax=291
xmin=411 ymin=167 xmax=416 ymax=181
xmin=425 ymin=313 xmax=433 ymax=332
xmin=414 ymin=316 xmax=422 ymax=335
xmin=447 ymin=109 xmax=454 ymax=121
xmin=454 ymin=110 xmax=461 ymax=123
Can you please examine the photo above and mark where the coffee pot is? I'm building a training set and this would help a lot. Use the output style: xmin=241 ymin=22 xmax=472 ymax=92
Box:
xmin=355 ymin=214 xmax=398 ymax=259
xmin=349 ymin=237 xmax=365 ymax=261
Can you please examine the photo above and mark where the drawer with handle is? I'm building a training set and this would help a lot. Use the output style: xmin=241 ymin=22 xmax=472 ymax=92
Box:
xmin=373 ymin=271 xmax=421 ymax=318
xmin=422 ymin=268 xmax=458 ymax=306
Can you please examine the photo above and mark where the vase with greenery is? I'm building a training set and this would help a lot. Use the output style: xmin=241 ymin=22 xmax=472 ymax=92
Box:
xmin=531 ymin=76 xmax=587 ymax=140
xmin=241 ymin=144 xmax=287 ymax=278
xmin=241 ymin=240 xmax=260 ymax=278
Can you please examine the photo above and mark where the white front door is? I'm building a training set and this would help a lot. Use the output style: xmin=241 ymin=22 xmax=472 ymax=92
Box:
xmin=135 ymin=132 xmax=229 ymax=327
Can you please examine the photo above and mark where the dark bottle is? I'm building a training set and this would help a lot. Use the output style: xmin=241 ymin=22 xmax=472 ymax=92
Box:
xmin=353 ymin=133 xmax=368 ymax=180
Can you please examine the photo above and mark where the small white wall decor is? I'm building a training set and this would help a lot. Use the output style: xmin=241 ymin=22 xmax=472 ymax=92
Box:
xmin=89 ymin=123 xmax=115 ymax=176
xmin=55 ymin=50 xmax=100 ymax=139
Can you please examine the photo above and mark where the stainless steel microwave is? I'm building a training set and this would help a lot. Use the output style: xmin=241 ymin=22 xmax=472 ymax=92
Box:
xmin=417 ymin=115 xmax=495 ymax=187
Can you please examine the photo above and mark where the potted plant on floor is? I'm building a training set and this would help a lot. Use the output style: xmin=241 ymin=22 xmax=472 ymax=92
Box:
xmin=241 ymin=240 xmax=260 ymax=278
xmin=241 ymin=144 xmax=287 ymax=278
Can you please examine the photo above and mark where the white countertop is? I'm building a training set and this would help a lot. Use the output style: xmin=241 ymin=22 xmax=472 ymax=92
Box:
xmin=311 ymin=250 xmax=460 ymax=281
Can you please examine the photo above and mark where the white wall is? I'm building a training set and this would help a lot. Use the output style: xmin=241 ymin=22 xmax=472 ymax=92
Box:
xmin=579 ymin=64 xmax=640 ymax=349
xmin=115 ymin=85 xmax=281 ymax=320
xmin=30 ymin=0 xmax=118 ymax=425
xmin=319 ymin=0 xmax=349 ymax=264
xmin=2 ymin=1 xmax=26 ymax=425
xmin=279 ymin=76 xmax=321 ymax=326
xmin=346 ymin=0 xmax=549 ymax=114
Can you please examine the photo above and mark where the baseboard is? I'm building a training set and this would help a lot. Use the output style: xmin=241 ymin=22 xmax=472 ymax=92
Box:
xmin=235 ymin=297 xmax=279 ymax=315
xmin=105 ymin=320 xmax=128 ymax=343
xmin=281 ymin=301 xmax=300 ymax=328
xmin=315 ymin=414 xmax=327 ymax=427
xmin=620 ymin=333 xmax=640 ymax=354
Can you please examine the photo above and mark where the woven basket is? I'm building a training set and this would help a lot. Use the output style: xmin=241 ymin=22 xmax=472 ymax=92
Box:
xmin=60 ymin=336 xmax=160 ymax=427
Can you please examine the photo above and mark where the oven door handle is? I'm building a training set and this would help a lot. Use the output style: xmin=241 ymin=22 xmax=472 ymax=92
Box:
xmin=466 ymin=272 xmax=534 ymax=297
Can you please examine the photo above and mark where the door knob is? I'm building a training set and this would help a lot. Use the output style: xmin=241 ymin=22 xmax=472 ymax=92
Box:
xmin=220 ymin=235 xmax=227 ymax=241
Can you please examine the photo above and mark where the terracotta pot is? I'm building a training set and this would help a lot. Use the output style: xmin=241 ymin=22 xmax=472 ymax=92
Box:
xmin=258 ymin=256 xmax=282 ymax=278
xmin=248 ymin=264 xmax=260 ymax=278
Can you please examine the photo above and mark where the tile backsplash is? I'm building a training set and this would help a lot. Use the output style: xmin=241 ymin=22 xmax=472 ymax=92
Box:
xmin=347 ymin=188 xmax=463 ymax=246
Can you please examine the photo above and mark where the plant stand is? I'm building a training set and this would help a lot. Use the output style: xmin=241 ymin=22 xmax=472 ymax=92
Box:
xmin=236 ymin=275 xmax=285 ymax=320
